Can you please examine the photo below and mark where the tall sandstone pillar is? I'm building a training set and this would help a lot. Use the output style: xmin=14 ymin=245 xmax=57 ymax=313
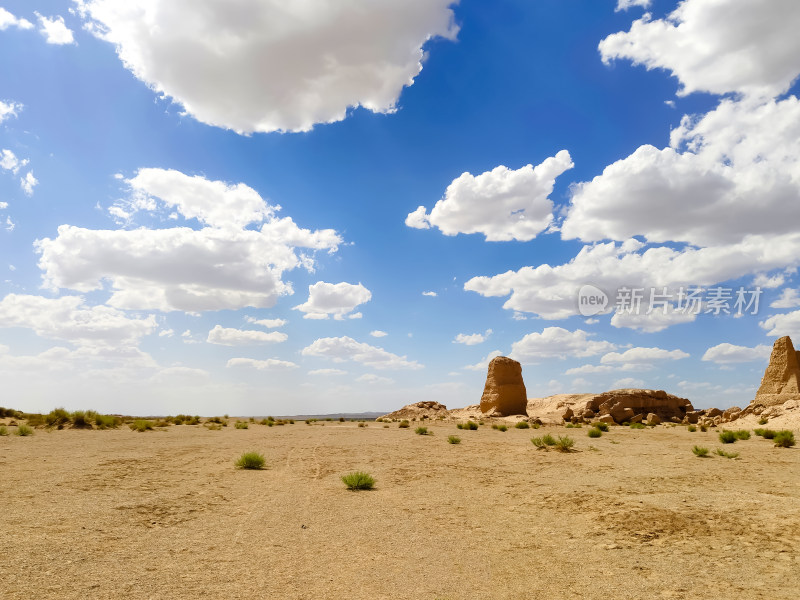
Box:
xmin=480 ymin=356 xmax=528 ymax=416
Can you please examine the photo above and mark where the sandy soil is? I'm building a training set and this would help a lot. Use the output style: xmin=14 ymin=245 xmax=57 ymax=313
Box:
xmin=1 ymin=421 xmax=799 ymax=599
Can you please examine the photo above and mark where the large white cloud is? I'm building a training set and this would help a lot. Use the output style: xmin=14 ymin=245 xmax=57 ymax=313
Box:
xmin=465 ymin=236 xmax=796 ymax=320
xmin=702 ymin=343 xmax=771 ymax=364
xmin=293 ymin=281 xmax=371 ymax=320
xmin=509 ymin=327 xmax=615 ymax=363
xmin=760 ymin=310 xmax=800 ymax=338
xmin=301 ymin=336 xmax=422 ymax=370
xmin=406 ymin=151 xmax=573 ymax=241
xmin=599 ymin=0 xmax=800 ymax=98
xmin=75 ymin=0 xmax=459 ymax=133
xmin=207 ymin=325 xmax=287 ymax=346
xmin=600 ymin=346 xmax=689 ymax=365
xmin=0 ymin=294 xmax=156 ymax=347
xmin=562 ymin=97 xmax=800 ymax=247
xmin=36 ymin=169 xmax=342 ymax=312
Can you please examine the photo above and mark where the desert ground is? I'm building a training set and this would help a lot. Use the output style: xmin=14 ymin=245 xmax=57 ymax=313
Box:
xmin=1 ymin=420 xmax=799 ymax=600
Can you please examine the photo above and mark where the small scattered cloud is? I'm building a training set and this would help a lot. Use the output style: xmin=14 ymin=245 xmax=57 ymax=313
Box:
xmin=226 ymin=357 xmax=298 ymax=370
xmin=770 ymin=288 xmax=800 ymax=309
xmin=35 ymin=13 xmax=75 ymax=45
xmin=453 ymin=329 xmax=492 ymax=346
xmin=702 ymin=343 xmax=771 ymax=364
xmin=21 ymin=171 xmax=38 ymax=196
xmin=422 ymin=291 xmax=437 ymax=297
xmin=308 ymin=368 xmax=347 ymax=376
xmin=356 ymin=373 xmax=394 ymax=385
xmin=207 ymin=325 xmax=287 ymax=346
xmin=0 ymin=8 xmax=33 ymax=31
xmin=370 ymin=330 xmax=388 ymax=338
xmin=293 ymin=281 xmax=371 ymax=320
xmin=245 ymin=316 xmax=287 ymax=329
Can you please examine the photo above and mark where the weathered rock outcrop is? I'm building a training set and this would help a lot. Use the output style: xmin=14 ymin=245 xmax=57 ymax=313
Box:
xmin=527 ymin=389 xmax=692 ymax=425
xmin=751 ymin=336 xmax=800 ymax=408
xmin=378 ymin=401 xmax=449 ymax=421
xmin=480 ymin=356 xmax=528 ymax=416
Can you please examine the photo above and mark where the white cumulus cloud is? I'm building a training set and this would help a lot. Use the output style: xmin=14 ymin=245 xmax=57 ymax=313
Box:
xmin=20 ymin=171 xmax=37 ymax=196
xmin=510 ymin=327 xmax=616 ymax=363
xmin=0 ymin=8 xmax=33 ymax=31
xmin=206 ymin=325 xmax=287 ymax=346
xmin=770 ymin=288 xmax=800 ymax=309
xmin=760 ymin=310 xmax=800 ymax=338
xmin=0 ymin=100 xmax=23 ymax=123
xmin=245 ymin=316 xmax=287 ymax=329
xmin=406 ymin=151 xmax=573 ymax=241
xmin=599 ymin=0 xmax=800 ymax=98
xmin=370 ymin=330 xmax=388 ymax=338
xmin=615 ymin=0 xmax=650 ymax=11
xmin=702 ymin=343 xmax=771 ymax=364
xmin=75 ymin=0 xmax=459 ymax=133
xmin=293 ymin=281 xmax=371 ymax=320
xmin=36 ymin=13 xmax=75 ymax=45
xmin=600 ymin=346 xmax=689 ymax=365
xmin=226 ymin=357 xmax=298 ymax=370
xmin=301 ymin=336 xmax=422 ymax=370
xmin=453 ymin=329 xmax=491 ymax=345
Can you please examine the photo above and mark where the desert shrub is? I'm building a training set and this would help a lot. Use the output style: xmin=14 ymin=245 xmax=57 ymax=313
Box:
xmin=456 ymin=423 xmax=463 ymax=429
xmin=753 ymin=428 xmax=766 ymax=437
xmin=70 ymin=411 xmax=92 ymax=429
xmin=15 ymin=424 xmax=34 ymax=436
xmin=687 ymin=425 xmax=697 ymax=432
xmin=719 ymin=431 xmax=737 ymax=444
xmin=629 ymin=422 xmax=646 ymax=430
xmin=45 ymin=407 xmax=71 ymax=429
xmin=715 ymin=449 xmax=739 ymax=459
xmin=289 ymin=420 xmax=295 ymax=424
xmin=692 ymin=446 xmax=709 ymax=457
xmin=341 ymin=471 xmax=375 ymax=491
xmin=399 ymin=420 xmax=410 ymax=428
xmin=447 ymin=435 xmax=461 ymax=444
xmin=415 ymin=426 xmax=431 ymax=436
xmin=530 ymin=422 xmax=541 ymax=429
xmin=266 ymin=421 xmax=274 ymax=427
xmin=339 ymin=417 xmax=346 ymax=422
xmin=587 ymin=428 xmax=602 ymax=438
xmin=94 ymin=414 xmax=120 ymax=429
xmin=0 ymin=425 xmax=8 ymax=436
xmin=565 ymin=423 xmax=582 ymax=428
xmin=325 ymin=418 xmax=333 ymax=422
xmin=383 ymin=424 xmax=389 ymax=428
xmin=491 ymin=424 xmax=507 ymax=432
xmin=235 ymin=422 xmax=249 ymax=429
xmin=464 ymin=421 xmax=479 ymax=430
xmin=531 ymin=437 xmax=546 ymax=449
xmin=129 ymin=420 xmax=154 ymax=432
xmin=206 ymin=423 xmax=222 ymax=431
xmin=773 ymin=430 xmax=796 ymax=448
xmin=762 ymin=429 xmax=777 ymax=439
xmin=515 ymin=421 xmax=530 ymax=429
xmin=542 ymin=434 xmax=557 ymax=446
xmin=555 ymin=435 xmax=575 ymax=452
xmin=358 ymin=422 xmax=367 ymax=428
xmin=591 ymin=422 xmax=610 ymax=432
xmin=758 ymin=417 xmax=768 ymax=425
xmin=734 ymin=430 xmax=751 ymax=440
xmin=235 ymin=452 xmax=265 ymax=470
xmin=700 ymin=424 xmax=708 ymax=432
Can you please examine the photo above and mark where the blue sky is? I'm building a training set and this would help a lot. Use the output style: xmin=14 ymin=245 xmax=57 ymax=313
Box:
xmin=1 ymin=0 xmax=799 ymax=415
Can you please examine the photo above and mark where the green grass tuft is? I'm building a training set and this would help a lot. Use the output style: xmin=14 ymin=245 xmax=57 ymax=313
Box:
xmin=758 ymin=417 xmax=768 ymax=425
xmin=447 ymin=435 xmax=461 ymax=444
xmin=415 ymin=426 xmax=431 ymax=435
xmin=531 ymin=437 xmax=547 ymax=449
xmin=0 ymin=425 xmax=8 ymax=436
xmin=773 ymin=430 xmax=796 ymax=448
xmin=235 ymin=452 xmax=265 ymax=470
xmin=700 ymin=424 xmax=708 ymax=432
xmin=555 ymin=435 xmax=575 ymax=452
xmin=15 ymin=424 xmax=34 ymax=436
xmin=341 ymin=471 xmax=375 ymax=490
xmin=718 ymin=430 xmax=737 ymax=444
xmin=715 ymin=448 xmax=739 ymax=459
xmin=629 ymin=422 xmax=646 ymax=430
xmin=542 ymin=433 xmax=557 ymax=446
xmin=129 ymin=420 xmax=154 ymax=432
xmin=398 ymin=420 xmax=410 ymax=428
xmin=591 ymin=422 xmax=610 ymax=432
xmin=587 ymin=427 xmax=602 ymax=438
xmin=515 ymin=421 xmax=530 ymax=429
xmin=692 ymin=446 xmax=709 ymax=457
xmin=235 ymin=421 xmax=249 ymax=429
xmin=491 ymin=424 xmax=507 ymax=432
xmin=733 ymin=430 xmax=750 ymax=440
xmin=687 ymin=425 xmax=697 ymax=432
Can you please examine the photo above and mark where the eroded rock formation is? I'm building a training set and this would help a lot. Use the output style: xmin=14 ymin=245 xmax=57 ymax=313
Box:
xmin=480 ymin=356 xmax=528 ymax=416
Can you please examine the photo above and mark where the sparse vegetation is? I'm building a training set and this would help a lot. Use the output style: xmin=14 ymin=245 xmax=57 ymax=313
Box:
xmin=629 ymin=422 xmax=646 ymax=430
xmin=491 ymin=424 xmax=507 ymax=432
xmin=758 ymin=417 xmax=769 ymax=425
xmin=515 ymin=421 xmax=530 ymax=429
xmin=341 ymin=471 xmax=375 ymax=491
xmin=0 ymin=425 xmax=8 ymax=436
xmin=339 ymin=417 xmax=346 ymax=422
xmin=715 ymin=448 xmax=739 ymax=459
xmin=692 ymin=446 xmax=710 ymax=457
xmin=700 ymin=424 xmax=709 ymax=432
xmin=565 ymin=423 xmax=582 ymax=428
xmin=447 ymin=435 xmax=461 ymax=444
xmin=95 ymin=413 xmax=121 ymax=429
xmin=235 ymin=452 xmax=265 ymax=470
xmin=719 ymin=431 xmax=737 ymax=444
xmin=554 ymin=435 xmax=575 ymax=452
xmin=733 ymin=430 xmax=750 ymax=440
xmin=129 ymin=420 xmax=154 ymax=432
xmin=462 ymin=421 xmax=479 ymax=430
xmin=753 ymin=428 xmax=766 ymax=437
xmin=591 ymin=422 xmax=610 ymax=432
xmin=530 ymin=422 xmax=541 ymax=429
xmin=773 ymin=430 xmax=796 ymax=448
xmin=587 ymin=427 xmax=602 ymax=438
xmin=358 ymin=422 xmax=367 ymax=428
xmin=398 ymin=420 xmax=410 ymax=428
xmin=45 ymin=407 xmax=71 ymax=429
xmin=687 ymin=425 xmax=697 ymax=432
xmin=542 ymin=434 xmax=557 ymax=446
xmin=531 ymin=437 xmax=546 ymax=449
xmin=415 ymin=426 xmax=431 ymax=435
xmin=235 ymin=421 xmax=249 ymax=429
xmin=15 ymin=424 xmax=34 ymax=436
